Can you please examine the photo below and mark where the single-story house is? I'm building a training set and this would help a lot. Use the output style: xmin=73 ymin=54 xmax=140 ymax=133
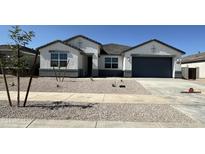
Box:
xmin=0 ymin=45 xmax=40 ymax=75
xmin=181 ymin=52 xmax=205 ymax=79
xmin=38 ymin=35 xmax=185 ymax=78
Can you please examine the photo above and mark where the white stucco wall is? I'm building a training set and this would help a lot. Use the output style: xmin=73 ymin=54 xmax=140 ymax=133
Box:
xmin=78 ymin=54 xmax=84 ymax=69
xmin=182 ymin=62 xmax=205 ymax=78
xmin=98 ymin=55 xmax=123 ymax=70
xmin=39 ymin=42 xmax=81 ymax=70
xmin=123 ymin=41 xmax=184 ymax=77
xmin=82 ymin=55 xmax=88 ymax=73
xmin=65 ymin=37 xmax=100 ymax=70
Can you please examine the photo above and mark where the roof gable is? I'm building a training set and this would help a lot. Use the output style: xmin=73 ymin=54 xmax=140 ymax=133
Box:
xmin=63 ymin=35 xmax=101 ymax=46
xmin=123 ymin=39 xmax=185 ymax=54
xmin=36 ymin=40 xmax=61 ymax=50
xmin=36 ymin=40 xmax=84 ymax=54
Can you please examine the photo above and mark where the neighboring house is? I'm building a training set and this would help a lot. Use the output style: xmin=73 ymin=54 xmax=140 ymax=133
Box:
xmin=181 ymin=52 xmax=205 ymax=79
xmin=0 ymin=45 xmax=40 ymax=75
xmin=38 ymin=35 xmax=185 ymax=78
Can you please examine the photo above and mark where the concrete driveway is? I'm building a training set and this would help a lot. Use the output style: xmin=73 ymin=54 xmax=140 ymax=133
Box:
xmin=136 ymin=78 xmax=205 ymax=124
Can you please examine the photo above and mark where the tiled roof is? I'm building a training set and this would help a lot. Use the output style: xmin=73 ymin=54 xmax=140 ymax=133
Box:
xmin=182 ymin=52 xmax=205 ymax=63
xmin=101 ymin=43 xmax=131 ymax=55
xmin=0 ymin=45 xmax=36 ymax=54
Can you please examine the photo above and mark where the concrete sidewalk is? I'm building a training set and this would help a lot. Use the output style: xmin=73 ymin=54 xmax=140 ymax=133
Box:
xmin=0 ymin=118 xmax=204 ymax=128
xmin=0 ymin=91 xmax=169 ymax=104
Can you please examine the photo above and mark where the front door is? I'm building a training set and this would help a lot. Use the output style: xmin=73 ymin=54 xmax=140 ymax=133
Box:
xmin=188 ymin=68 xmax=196 ymax=80
xmin=87 ymin=56 xmax=92 ymax=76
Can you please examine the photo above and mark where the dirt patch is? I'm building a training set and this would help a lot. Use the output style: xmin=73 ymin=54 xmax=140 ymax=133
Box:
xmin=195 ymin=79 xmax=205 ymax=85
xmin=0 ymin=77 xmax=150 ymax=94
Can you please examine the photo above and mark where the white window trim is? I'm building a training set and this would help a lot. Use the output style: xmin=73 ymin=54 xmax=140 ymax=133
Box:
xmin=104 ymin=57 xmax=118 ymax=69
xmin=50 ymin=51 xmax=68 ymax=68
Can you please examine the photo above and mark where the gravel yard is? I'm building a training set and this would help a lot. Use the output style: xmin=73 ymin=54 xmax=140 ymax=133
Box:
xmin=0 ymin=101 xmax=195 ymax=123
xmin=194 ymin=79 xmax=205 ymax=86
xmin=0 ymin=77 xmax=150 ymax=94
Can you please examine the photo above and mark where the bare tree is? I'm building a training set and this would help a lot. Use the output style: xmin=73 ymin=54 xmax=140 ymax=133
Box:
xmin=53 ymin=59 xmax=70 ymax=87
xmin=8 ymin=26 xmax=35 ymax=107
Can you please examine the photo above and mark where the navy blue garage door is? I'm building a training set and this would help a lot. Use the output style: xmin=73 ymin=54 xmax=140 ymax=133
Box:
xmin=132 ymin=57 xmax=172 ymax=77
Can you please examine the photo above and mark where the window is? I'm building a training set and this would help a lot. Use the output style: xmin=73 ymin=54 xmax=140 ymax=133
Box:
xmin=51 ymin=53 xmax=58 ymax=67
xmin=50 ymin=52 xmax=68 ymax=67
xmin=105 ymin=57 xmax=118 ymax=69
xmin=112 ymin=58 xmax=118 ymax=68
xmin=105 ymin=58 xmax=111 ymax=68
xmin=60 ymin=53 xmax=67 ymax=67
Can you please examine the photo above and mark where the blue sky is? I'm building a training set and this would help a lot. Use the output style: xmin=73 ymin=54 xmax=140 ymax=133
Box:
xmin=0 ymin=25 xmax=205 ymax=55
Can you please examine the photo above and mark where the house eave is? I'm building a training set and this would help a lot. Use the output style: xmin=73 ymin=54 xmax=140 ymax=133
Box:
xmin=182 ymin=60 xmax=205 ymax=64
xmin=36 ymin=40 xmax=85 ymax=55
xmin=63 ymin=35 xmax=102 ymax=46
xmin=122 ymin=39 xmax=186 ymax=55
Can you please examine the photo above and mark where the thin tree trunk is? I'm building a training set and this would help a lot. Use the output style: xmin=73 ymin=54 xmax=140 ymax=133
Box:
xmin=1 ymin=67 xmax=12 ymax=107
xmin=23 ymin=50 xmax=39 ymax=107
xmin=62 ymin=60 xmax=69 ymax=82
xmin=58 ymin=66 xmax=61 ymax=81
xmin=53 ymin=67 xmax=58 ymax=82
xmin=17 ymin=45 xmax=20 ymax=107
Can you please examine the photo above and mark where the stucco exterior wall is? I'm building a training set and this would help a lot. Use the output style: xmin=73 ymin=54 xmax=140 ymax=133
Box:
xmin=82 ymin=55 xmax=88 ymax=75
xmin=39 ymin=42 xmax=80 ymax=70
xmin=78 ymin=54 xmax=83 ymax=69
xmin=98 ymin=55 xmax=123 ymax=70
xmin=181 ymin=67 xmax=189 ymax=79
xmin=39 ymin=38 xmax=185 ymax=78
xmin=123 ymin=41 xmax=183 ymax=77
xmin=64 ymin=37 xmax=100 ymax=70
xmin=182 ymin=62 xmax=205 ymax=78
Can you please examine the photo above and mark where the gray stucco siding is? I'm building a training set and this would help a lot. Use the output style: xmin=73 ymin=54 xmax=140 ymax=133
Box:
xmin=99 ymin=70 xmax=123 ymax=77
xmin=39 ymin=69 xmax=81 ymax=77
xmin=92 ymin=69 xmax=99 ymax=77
xmin=175 ymin=71 xmax=182 ymax=78
xmin=123 ymin=70 xmax=132 ymax=77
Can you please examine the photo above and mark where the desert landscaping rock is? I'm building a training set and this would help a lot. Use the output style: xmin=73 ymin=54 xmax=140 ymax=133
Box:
xmin=0 ymin=77 xmax=150 ymax=94
xmin=0 ymin=101 xmax=195 ymax=123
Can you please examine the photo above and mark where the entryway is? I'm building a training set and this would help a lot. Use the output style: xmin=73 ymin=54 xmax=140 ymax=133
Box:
xmin=87 ymin=56 xmax=93 ymax=77
xmin=188 ymin=68 xmax=197 ymax=80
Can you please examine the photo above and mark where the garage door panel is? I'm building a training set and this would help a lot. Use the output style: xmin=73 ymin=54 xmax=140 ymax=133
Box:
xmin=132 ymin=57 xmax=172 ymax=77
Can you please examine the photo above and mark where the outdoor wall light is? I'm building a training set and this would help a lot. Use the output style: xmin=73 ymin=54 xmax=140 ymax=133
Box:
xmin=176 ymin=58 xmax=182 ymax=64
xmin=127 ymin=57 xmax=131 ymax=62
